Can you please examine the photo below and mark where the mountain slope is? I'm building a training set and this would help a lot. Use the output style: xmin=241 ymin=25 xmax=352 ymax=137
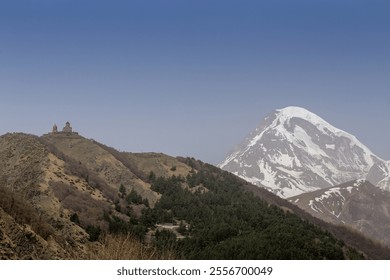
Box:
xmin=40 ymin=133 xmax=159 ymax=205
xmin=0 ymin=132 xmax=189 ymax=259
xmin=289 ymin=180 xmax=390 ymax=247
xmin=0 ymin=133 xmax=85 ymax=259
xmin=367 ymin=161 xmax=390 ymax=191
xmin=219 ymin=106 xmax=382 ymax=198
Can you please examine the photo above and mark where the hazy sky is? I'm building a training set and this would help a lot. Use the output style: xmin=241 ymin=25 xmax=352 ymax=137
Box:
xmin=1 ymin=0 xmax=389 ymax=164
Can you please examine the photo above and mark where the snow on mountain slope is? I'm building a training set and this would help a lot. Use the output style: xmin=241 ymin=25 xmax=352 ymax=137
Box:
xmin=290 ymin=179 xmax=366 ymax=221
xmin=219 ymin=106 xmax=382 ymax=198
xmin=289 ymin=180 xmax=390 ymax=246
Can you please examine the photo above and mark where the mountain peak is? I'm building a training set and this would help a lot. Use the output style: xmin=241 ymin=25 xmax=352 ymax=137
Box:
xmin=277 ymin=106 xmax=316 ymax=117
xmin=276 ymin=106 xmax=324 ymax=123
xmin=219 ymin=107 xmax=383 ymax=198
xmin=273 ymin=106 xmax=342 ymax=136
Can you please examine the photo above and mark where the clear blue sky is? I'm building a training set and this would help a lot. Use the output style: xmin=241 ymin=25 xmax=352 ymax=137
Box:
xmin=1 ymin=0 xmax=389 ymax=164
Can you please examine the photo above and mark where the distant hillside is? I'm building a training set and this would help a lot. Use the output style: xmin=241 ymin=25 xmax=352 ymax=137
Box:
xmin=1 ymin=132 xmax=389 ymax=259
xmin=289 ymin=180 xmax=390 ymax=247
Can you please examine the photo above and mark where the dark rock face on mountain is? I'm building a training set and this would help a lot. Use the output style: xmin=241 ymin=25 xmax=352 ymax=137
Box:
xmin=219 ymin=106 xmax=385 ymax=198
xmin=289 ymin=180 xmax=390 ymax=247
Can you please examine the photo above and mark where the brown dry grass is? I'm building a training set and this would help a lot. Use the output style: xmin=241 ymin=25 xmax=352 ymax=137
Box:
xmin=80 ymin=234 xmax=177 ymax=260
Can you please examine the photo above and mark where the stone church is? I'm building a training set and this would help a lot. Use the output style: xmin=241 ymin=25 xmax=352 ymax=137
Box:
xmin=51 ymin=122 xmax=78 ymax=135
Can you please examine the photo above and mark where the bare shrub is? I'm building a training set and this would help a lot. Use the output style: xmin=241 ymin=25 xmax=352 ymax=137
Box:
xmin=50 ymin=181 xmax=110 ymax=227
xmin=40 ymin=137 xmax=119 ymax=202
xmin=0 ymin=185 xmax=54 ymax=240
xmin=80 ymin=234 xmax=176 ymax=260
xmin=41 ymin=138 xmax=93 ymax=182
xmin=62 ymin=158 xmax=118 ymax=202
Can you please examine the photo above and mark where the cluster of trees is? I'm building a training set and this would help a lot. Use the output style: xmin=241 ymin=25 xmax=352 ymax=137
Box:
xmin=66 ymin=159 xmax=363 ymax=259
xmin=141 ymin=163 xmax=363 ymax=259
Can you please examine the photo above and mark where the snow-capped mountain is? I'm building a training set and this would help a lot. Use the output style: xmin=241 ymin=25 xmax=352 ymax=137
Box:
xmin=289 ymin=180 xmax=390 ymax=246
xmin=219 ymin=106 xmax=382 ymax=198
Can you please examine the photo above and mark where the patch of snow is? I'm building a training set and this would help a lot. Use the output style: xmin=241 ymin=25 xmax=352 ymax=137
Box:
xmin=354 ymin=179 xmax=365 ymax=187
xmin=258 ymin=159 xmax=278 ymax=187
xmin=280 ymin=187 xmax=306 ymax=198
xmin=326 ymin=144 xmax=336 ymax=150
xmin=293 ymin=126 xmax=328 ymax=157
xmin=309 ymin=200 xmax=323 ymax=213
xmin=218 ymin=150 xmax=241 ymax=168
xmin=235 ymin=174 xmax=262 ymax=186
xmin=271 ymin=152 xmax=296 ymax=168
xmin=315 ymin=187 xmax=345 ymax=203
xmin=276 ymin=166 xmax=303 ymax=178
